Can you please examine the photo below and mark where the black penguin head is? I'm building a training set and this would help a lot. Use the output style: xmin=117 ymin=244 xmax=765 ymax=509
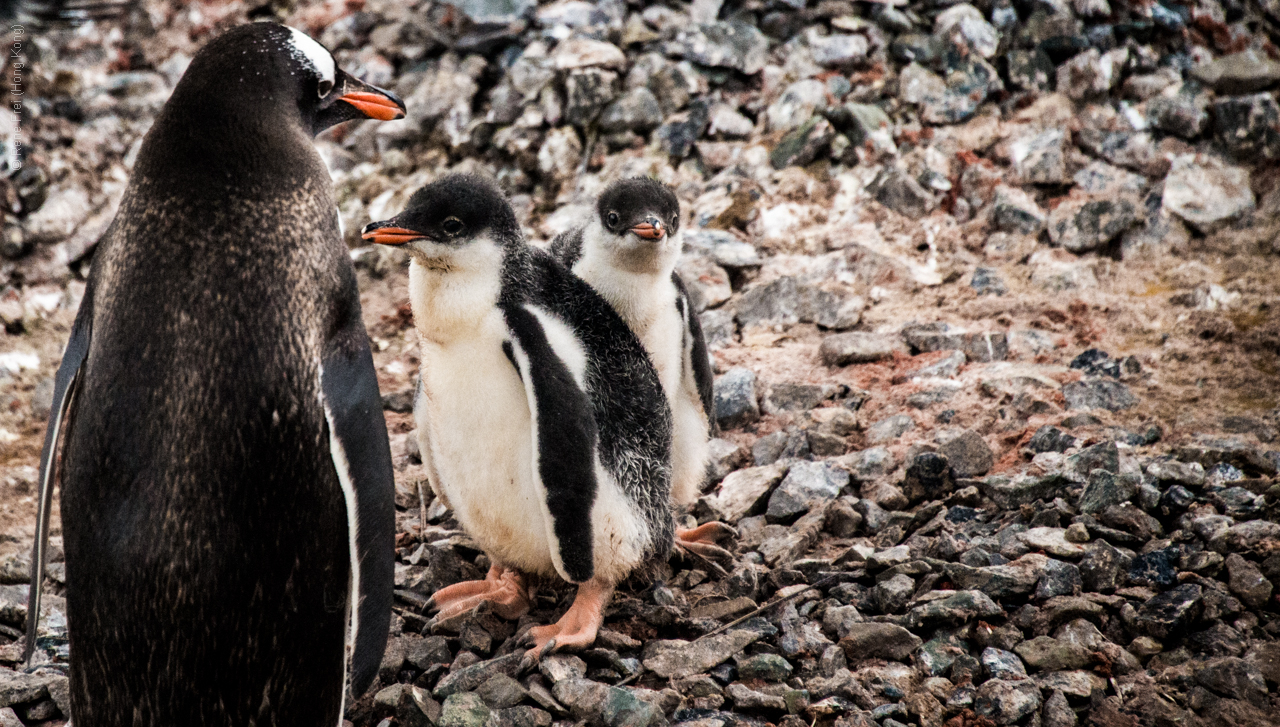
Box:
xmin=588 ymin=177 xmax=681 ymax=271
xmin=597 ymin=177 xmax=681 ymax=243
xmin=361 ymin=174 xmax=522 ymax=258
xmin=168 ymin=22 xmax=405 ymax=136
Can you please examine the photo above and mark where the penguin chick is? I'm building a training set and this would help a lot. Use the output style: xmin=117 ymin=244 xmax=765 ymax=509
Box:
xmin=362 ymin=174 xmax=673 ymax=658
xmin=550 ymin=178 xmax=735 ymax=561
xmin=26 ymin=23 xmax=404 ymax=726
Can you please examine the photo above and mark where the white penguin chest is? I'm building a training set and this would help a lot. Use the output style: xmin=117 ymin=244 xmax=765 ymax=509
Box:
xmin=415 ymin=311 xmax=554 ymax=572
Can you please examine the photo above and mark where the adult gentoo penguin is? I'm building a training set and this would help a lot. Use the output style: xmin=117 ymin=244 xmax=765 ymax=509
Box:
xmin=26 ymin=22 xmax=403 ymax=725
xmin=362 ymin=174 xmax=672 ymax=658
xmin=550 ymin=178 xmax=733 ymax=560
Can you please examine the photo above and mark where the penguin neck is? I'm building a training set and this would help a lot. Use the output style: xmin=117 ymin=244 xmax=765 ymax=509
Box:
xmin=574 ymin=219 xmax=679 ymax=334
xmin=132 ymin=90 xmax=321 ymax=201
xmin=407 ymin=235 xmax=515 ymax=345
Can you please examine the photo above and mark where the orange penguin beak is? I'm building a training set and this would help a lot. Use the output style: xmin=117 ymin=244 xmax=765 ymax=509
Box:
xmin=339 ymin=90 xmax=406 ymax=121
xmin=630 ymin=220 xmax=665 ymax=240
xmin=361 ymin=222 xmax=423 ymax=245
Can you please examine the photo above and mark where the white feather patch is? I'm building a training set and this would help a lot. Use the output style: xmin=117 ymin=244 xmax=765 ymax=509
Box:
xmin=318 ymin=362 xmax=359 ymax=726
xmin=286 ymin=26 xmax=336 ymax=85
xmin=525 ymin=306 xmax=589 ymax=390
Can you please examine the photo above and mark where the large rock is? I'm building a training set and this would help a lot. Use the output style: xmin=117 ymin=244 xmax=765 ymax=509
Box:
xmin=992 ymin=185 xmax=1047 ymax=234
xmin=667 ymin=21 xmax=769 ymax=75
xmin=433 ymin=655 xmax=523 ymax=699
xmin=1225 ymin=553 xmax=1273 ymax=609
xmin=766 ymin=80 xmax=828 ymax=133
xmin=902 ymin=452 xmax=955 ymax=503
xmin=766 ymin=461 xmax=850 ymax=520
xmin=1077 ymin=470 xmax=1138 ymax=514
xmin=907 ymin=590 xmax=1003 ymax=626
xmin=1134 ymin=584 xmax=1203 ymax=639
xmin=598 ymin=87 xmax=663 ymax=133
xmin=700 ymin=464 xmax=788 ymax=522
xmin=551 ymin=679 xmax=665 ymax=727
xmin=1194 ymin=657 xmax=1269 ymax=705
xmin=1162 ymin=154 xmax=1255 ymax=234
xmin=1047 ymin=193 xmax=1142 ymax=253
xmin=1189 ymin=49 xmax=1280 ymax=93
xmin=866 ymin=414 xmax=915 ymax=444
xmin=1020 ymin=527 xmax=1086 ymax=558
xmin=820 ymin=332 xmax=905 ymax=365
xmin=642 ymin=630 xmax=760 ymax=678
xmin=564 ymin=68 xmax=618 ymax=126
xmin=1009 ymin=128 xmax=1067 ymax=184
xmin=899 ymin=60 xmax=1001 ymax=124
xmin=839 ymin=623 xmax=923 ymax=661
xmin=937 ymin=429 xmax=994 ymax=477
xmin=771 ymin=116 xmax=836 ymax=169
xmin=810 ymin=33 xmax=870 ymax=67
xmin=1056 ymin=48 xmax=1126 ymax=100
xmin=981 ymin=474 xmax=1071 ymax=508
xmin=868 ymin=166 xmax=936 ymax=218
xmin=451 ymin=0 xmax=534 ymax=22
xmin=1213 ymin=93 xmax=1280 ymax=161
xmin=438 ymin=692 xmax=492 ymax=727
xmin=1079 ymin=541 xmax=1125 ymax=593
xmin=0 ymin=672 xmax=55 ymax=709
xmin=713 ymin=368 xmax=759 ymax=429
xmin=1015 ymin=636 xmax=1093 ymax=671
xmin=935 ymin=4 xmax=1000 ymax=59
xmin=1147 ymin=83 xmax=1210 ymax=139
xmin=974 ymin=679 xmax=1042 ymax=724
xmin=1062 ymin=379 xmax=1138 ymax=411
xmin=551 ymin=38 xmax=627 ymax=70
xmin=945 ymin=554 xmax=1048 ymax=598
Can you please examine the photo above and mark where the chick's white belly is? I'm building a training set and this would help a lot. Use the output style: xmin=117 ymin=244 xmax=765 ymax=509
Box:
xmin=415 ymin=332 xmax=557 ymax=577
xmin=641 ymin=307 xmax=709 ymax=506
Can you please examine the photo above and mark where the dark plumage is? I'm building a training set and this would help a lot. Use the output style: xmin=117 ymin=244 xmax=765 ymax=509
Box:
xmin=27 ymin=22 xmax=403 ymax=726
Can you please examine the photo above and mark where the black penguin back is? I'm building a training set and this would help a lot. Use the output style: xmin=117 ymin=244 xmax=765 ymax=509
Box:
xmin=524 ymin=248 xmax=676 ymax=562
xmin=58 ymin=22 xmax=364 ymax=726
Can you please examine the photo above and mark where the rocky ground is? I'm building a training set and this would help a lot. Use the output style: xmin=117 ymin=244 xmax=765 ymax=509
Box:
xmin=1 ymin=0 xmax=1280 ymax=725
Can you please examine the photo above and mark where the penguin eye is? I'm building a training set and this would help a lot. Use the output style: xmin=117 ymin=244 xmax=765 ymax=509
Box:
xmin=606 ymin=211 xmax=620 ymax=228
xmin=317 ymin=79 xmax=334 ymax=98
xmin=670 ymin=214 xmax=678 ymax=227
xmin=442 ymin=217 xmax=465 ymax=235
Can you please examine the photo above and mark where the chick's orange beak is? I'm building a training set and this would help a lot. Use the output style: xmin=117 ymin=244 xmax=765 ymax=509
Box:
xmin=630 ymin=222 xmax=665 ymax=240
xmin=362 ymin=225 xmax=422 ymax=245
xmin=340 ymin=91 xmax=406 ymax=121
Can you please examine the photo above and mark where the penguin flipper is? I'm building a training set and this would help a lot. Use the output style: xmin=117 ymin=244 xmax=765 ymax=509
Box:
xmin=548 ymin=226 xmax=584 ymax=269
xmin=318 ymin=317 xmax=396 ymax=699
xmin=672 ymin=272 xmax=718 ymax=436
xmin=25 ymin=280 xmax=94 ymax=666
xmin=501 ymin=304 xmax=597 ymax=584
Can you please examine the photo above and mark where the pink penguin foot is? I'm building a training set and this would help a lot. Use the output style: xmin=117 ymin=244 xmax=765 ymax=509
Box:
xmin=675 ymin=521 xmax=738 ymax=562
xmin=522 ymin=580 xmax=610 ymax=664
xmin=427 ymin=563 xmax=533 ymax=621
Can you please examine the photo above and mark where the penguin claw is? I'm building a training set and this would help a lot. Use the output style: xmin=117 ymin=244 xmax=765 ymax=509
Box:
xmin=677 ymin=541 xmax=736 ymax=562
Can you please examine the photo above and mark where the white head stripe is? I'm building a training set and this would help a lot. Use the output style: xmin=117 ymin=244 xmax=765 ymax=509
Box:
xmin=285 ymin=26 xmax=336 ymax=84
